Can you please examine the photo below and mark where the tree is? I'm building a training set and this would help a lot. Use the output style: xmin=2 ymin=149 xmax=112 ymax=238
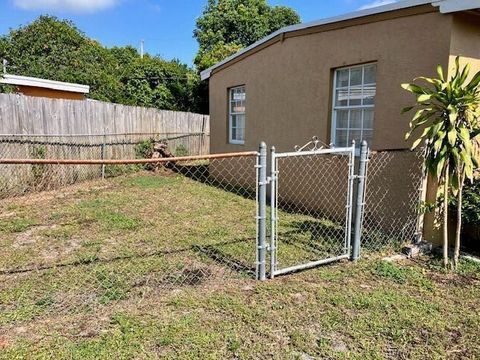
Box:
xmin=0 ymin=16 xmax=121 ymax=102
xmin=403 ymin=57 xmax=480 ymax=269
xmin=194 ymin=0 xmax=300 ymax=71
xmin=120 ymin=56 xmax=200 ymax=112
xmin=0 ymin=16 xmax=205 ymax=113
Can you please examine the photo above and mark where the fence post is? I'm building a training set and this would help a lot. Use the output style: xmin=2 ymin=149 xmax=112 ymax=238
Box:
xmin=256 ymin=142 xmax=267 ymax=281
xmin=414 ymin=142 xmax=429 ymax=243
xmin=270 ymin=146 xmax=277 ymax=279
xmin=352 ymin=140 xmax=368 ymax=261
xmin=100 ymin=140 xmax=106 ymax=180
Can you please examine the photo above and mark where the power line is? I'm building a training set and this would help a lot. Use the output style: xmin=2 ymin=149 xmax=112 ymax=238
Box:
xmin=122 ymin=74 xmax=200 ymax=81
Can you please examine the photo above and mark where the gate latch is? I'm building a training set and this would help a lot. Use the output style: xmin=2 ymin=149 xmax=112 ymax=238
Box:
xmin=259 ymin=176 xmax=272 ymax=186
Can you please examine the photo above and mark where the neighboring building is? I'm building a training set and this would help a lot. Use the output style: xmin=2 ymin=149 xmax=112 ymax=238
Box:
xmin=201 ymin=0 xmax=480 ymax=154
xmin=0 ymin=74 xmax=89 ymax=100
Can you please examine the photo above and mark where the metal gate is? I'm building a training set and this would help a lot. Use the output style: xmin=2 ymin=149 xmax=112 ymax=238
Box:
xmin=269 ymin=141 xmax=357 ymax=278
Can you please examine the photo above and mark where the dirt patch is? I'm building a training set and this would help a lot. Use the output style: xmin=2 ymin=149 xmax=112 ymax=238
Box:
xmin=0 ymin=211 xmax=16 ymax=219
xmin=13 ymin=225 xmax=49 ymax=248
xmin=0 ymin=181 xmax=114 ymax=209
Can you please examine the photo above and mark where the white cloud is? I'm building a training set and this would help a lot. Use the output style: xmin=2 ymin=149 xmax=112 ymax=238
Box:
xmin=359 ymin=0 xmax=397 ymax=10
xmin=13 ymin=0 xmax=119 ymax=13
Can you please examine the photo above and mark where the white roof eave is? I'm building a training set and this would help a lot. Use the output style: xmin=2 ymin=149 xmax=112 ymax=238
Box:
xmin=0 ymin=74 xmax=90 ymax=93
xmin=200 ymin=0 xmax=479 ymax=80
xmin=433 ymin=0 xmax=480 ymax=13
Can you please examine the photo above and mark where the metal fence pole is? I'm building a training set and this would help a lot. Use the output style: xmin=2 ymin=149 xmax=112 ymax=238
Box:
xmin=270 ymin=146 xmax=277 ymax=279
xmin=414 ymin=142 xmax=429 ymax=243
xmin=256 ymin=142 xmax=267 ymax=281
xmin=352 ymin=140 xmax=368 ymax=261
xmin=346 ymin=141 xmax=356 ymax=256
xmin=100 ymin=141 xmax=106 ymax=180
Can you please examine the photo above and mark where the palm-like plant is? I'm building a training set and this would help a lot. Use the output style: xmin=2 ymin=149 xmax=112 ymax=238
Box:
xmin=403 ymin=57 xmax=480 ymax=269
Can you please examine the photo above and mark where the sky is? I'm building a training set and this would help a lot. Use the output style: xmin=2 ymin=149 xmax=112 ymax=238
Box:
xmin=0 ymin=0 xmax=398 ymax=66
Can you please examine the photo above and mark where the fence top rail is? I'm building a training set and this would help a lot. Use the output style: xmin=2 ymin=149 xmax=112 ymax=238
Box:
xmin=0 ymin=132 xmax=210 ymax=138
xmin=273 ymin=146 xmax=355 ymax=159
xmin=0 ymin=151 xmax=258 ymax=165
xmin=0 ymin=133 xmax=206 ymax=147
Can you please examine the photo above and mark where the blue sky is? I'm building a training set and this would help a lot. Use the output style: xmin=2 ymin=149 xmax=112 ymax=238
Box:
xmin=0 ymin=0 xmax=397 ymax=66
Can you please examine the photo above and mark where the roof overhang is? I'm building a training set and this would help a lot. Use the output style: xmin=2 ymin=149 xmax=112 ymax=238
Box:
xmin=200 ymin=0 xmax=480 ymax=80
xmin=433 ymin=0 xmax=480 ymax=13
xmin=0 ymin=74 xmax=90 ymax=94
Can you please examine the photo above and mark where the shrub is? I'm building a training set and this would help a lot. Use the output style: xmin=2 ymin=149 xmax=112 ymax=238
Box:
xmin=459 ymin=179 xmax=480 ymax=225
xmin=30 ymin=145 xmax=47 ymax=187
xmin=451 ymin=178 xmax=480 ymax=247
xmin=175 ymin=144 xmax=189 ymax=157
xmin=134 ymin=139 xmax=154 ymax=159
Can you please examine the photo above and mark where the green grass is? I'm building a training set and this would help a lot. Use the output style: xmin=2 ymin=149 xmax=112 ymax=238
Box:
xmin=0 ymin=171 xmax=479 ymax=359
xmin=0 ymin=216 xmax=38 ymax=233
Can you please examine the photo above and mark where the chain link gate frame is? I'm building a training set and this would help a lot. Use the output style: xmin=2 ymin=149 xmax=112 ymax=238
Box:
xmin=255 ymin=141 xmax=370 ymax=280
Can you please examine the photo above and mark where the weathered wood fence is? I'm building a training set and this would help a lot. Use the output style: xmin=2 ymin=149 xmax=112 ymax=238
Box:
xmin=0 ymin=93 xmax=210 ymax=155
xmin=0 ymin=94 xmax=210 ymax=197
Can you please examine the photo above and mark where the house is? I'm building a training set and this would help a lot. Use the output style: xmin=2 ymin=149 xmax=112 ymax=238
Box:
xmin=201 ymin=0 xmax=480 ymax=246
xmin=0 ymin=74 xmax=89 ymax=100
xmin=201 ymin=0 xmax=480 ymax=154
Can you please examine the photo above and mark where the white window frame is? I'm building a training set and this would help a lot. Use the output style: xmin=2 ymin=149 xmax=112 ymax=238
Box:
xmin=229 ymin=85 xmax=246 ymax=145
xmin=331 ymin=63 xmax=376 ymax=151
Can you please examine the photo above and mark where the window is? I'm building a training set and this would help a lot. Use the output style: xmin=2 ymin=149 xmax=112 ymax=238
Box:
xmin=332 ymin=63 xmax=376 ymax=149
xmin=229 ymin=86 xmax=246 ymax=144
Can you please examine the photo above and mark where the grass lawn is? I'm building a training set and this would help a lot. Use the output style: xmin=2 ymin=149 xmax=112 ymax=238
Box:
xmin=0 ymin=170 xmax=479 ymax=359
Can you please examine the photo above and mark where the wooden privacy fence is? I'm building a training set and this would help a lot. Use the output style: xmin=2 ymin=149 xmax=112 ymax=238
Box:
xmin=0 ymin=93 xmax=210 ymax=155
xmin=0 ymin=93 xmax=210 ymax=195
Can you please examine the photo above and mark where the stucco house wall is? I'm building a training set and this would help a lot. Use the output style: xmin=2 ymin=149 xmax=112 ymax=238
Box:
xmin=208 ymin=7 xmax=454 ymax=154
xmin=206 ymin=3 xmax=480 ymax=246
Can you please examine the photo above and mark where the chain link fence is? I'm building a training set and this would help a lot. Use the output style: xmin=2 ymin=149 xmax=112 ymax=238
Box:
xmin=0 ymin=133 xmax=209 ymax=198
xmin=271 ymin=148 xmax=355 ymax=275
xmin=0 ymin=152 xmax=259 ymax=342
xmin=0 ymin=137 xmax=427 ymax=343
xmin=361 ymin=148 xmax=426 ymax=251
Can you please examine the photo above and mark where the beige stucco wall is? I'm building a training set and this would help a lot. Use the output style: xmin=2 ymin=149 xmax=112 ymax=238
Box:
xmin=208 ymin=8 xmax=480 ymax=246
xmin=209 ymin=8 xmax=453 ymax=155
xmin=449 ymin=12 xmax=480 ymax=73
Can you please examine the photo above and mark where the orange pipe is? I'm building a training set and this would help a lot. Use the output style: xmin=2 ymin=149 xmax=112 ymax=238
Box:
xmin=0 ymin=152 xmax=258 ymax=165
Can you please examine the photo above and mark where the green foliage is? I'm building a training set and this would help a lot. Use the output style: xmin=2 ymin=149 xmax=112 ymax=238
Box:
xmin=403 ymin=57 xmax=480 ymax=267
xmin=374 ymin=261 xmax=408 ymax=283
xmin=134 ymin=139 xmax=154 ymax=159
xmin=30 ymin=146 xmax=46 ymax=159
xmin=194 ymin=41 xmax=243 ymax=73
xmin=95 ymin=270 xmax=128 ymax=305
xmin=452 ymin=179 xmax=480 ymax=225
xmin=0 ymin=217 xmax=38 ymax=233
xmin=374 ymin=261 xmax=434 ymax=290
xmin=403 ymin=57 xmax=480 ymax=190
xmin=0 ymin=16 xmax=205 ymax=113
xmin=30 ymin=145 xmax=47 ymax=184
xmin=194 ymin=0 xmax=300 ymax=71
xmin=175 ymin=144 xmax=189 ymax=157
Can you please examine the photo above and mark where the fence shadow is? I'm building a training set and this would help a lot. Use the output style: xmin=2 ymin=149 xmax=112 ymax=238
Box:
xmin=192 ymin=238 xmax=256 ymax=278
xmin=278 ymin=219 xmax=346 ymax=257
xmin=0 ymin=237 xmax=256 ymax=279
xmin=171 ymin=163 xmax=256 ymax=201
